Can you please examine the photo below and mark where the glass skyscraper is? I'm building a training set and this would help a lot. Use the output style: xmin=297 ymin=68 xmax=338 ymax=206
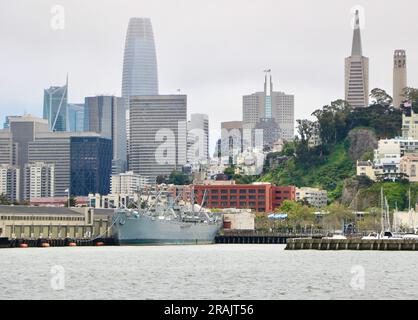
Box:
xmin=67 ymin=103 xmax=85 ymax=132
xmin=43 ymin=78 xmax=68 ymax=132
xmin=122 ymin=17 xmax=159 ymax=170
xmin=122 ymin=17 xmax=159 ymax=102
xmin=70 ymin=136 xmax=112 ymax=196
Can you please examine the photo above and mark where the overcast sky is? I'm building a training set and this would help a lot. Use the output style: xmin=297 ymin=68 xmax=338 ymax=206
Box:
xmin=1 ymin=0 xmax=418 ymax=153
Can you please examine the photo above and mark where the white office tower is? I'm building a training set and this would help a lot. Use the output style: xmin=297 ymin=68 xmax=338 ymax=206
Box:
xmin=129 ymin=95 xmax=187 ymax=183
xmin=111 ymin=171 xmax=147 ymax=195
xmin=23 ymin=162 xmax=55 ymax=200
xmin=243 ymin=73 xmax=294 ymax=141
xmin=393 ymin=50 xmax=407 ymax=108
xmin=122 ymin=18 xmax=159 ymax=168
xmin=0 ymin=164 xmax=20 ymax=202
xmin=345 ymin=10 xmax=369 ymax=108
xmin=187 ymin=114 xmax=209 ymax=165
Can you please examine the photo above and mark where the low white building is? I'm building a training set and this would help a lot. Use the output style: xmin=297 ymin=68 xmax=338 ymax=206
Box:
xmin=374 ymin=139 xmax=402 ymax=176
xmin=110 ymin=171 xmax=148 ymax=195
xmin=296 ymin=187 xmax=328 ymax=208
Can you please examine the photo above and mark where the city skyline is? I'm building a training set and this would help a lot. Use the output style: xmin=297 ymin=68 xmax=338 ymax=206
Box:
xmin=1 ymin=0 xmax=418 ymax=154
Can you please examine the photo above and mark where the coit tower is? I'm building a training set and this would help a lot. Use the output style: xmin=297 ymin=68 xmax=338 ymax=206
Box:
xmin=393 ymin=50 xmax=407 ymax=108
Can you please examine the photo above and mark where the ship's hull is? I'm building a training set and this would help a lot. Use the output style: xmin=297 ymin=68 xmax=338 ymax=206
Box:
xmin=112 ymin=213 xmax=221 ymax=246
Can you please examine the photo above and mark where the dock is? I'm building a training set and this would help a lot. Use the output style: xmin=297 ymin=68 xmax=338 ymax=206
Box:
xmin=215 ymin=232 xmax=324 ymax=244
xmin=286 ymin=238 xmax=418 ymax=251
xmin=1 ymin=238 xmax=115 ymax=248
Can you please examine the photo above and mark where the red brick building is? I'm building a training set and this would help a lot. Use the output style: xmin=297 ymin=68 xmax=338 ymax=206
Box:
xmin=194 ymin=184 xmax=295 ymax=213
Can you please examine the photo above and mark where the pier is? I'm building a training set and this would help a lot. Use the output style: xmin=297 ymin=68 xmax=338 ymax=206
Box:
xmin=215 ymin=232 xmax=323 ymax=244
xmin=1 ymin=238 xmax=115 ymax=248
xmin=286 ymin=238 xmax=418 ymax=251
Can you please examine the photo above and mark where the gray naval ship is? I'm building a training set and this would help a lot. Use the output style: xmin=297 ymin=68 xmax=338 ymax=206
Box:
xmin=111 ymin=191 xmax=222 ymax=245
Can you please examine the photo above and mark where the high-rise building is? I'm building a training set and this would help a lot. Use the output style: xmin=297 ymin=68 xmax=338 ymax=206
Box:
xmin=43 ymin=78 xmax=68 ymax=132
xmin=84 ymin=96 xmax=126 ymax=173
xmin=243 ymin=74 xmax=294 ymax=141
xmin=221 ymin=121 xmax=244 ymax=165
xmin=67 ymin=103 xmax=85 ymax=132
xmin=0 ymin=130 xmax=13 ymax=165
xmin=28 ymin=131 xmax=103 ymax=197
xmin=254 ymin=118 xmax=279 ymax=150
xmin=393 ymin=50 xmax=407 ymax=108
xmin=122 ymin=18 xmax=159 ymax=167
xmin=8 ymin=115 xmax=49 ymax=200
xmin=70 ymin=136 xmax=112 ymax=196
xmin=0 ymin=164 xmax=20 ymax=202
xmin=3 ymin=116 xmax=11 ymax=129
xmin=345 ymin=10 xmax=369 ymax=108
xmin=129 ymin=95 xmax=187 ymax=182
xmin=187 ymin=114 xmax=209 ymax=165
xmin=111 ymin=171 xmax=147 ymax=195
xmin=122 ymin=17 xmax=159 ymax=101
xmin=23 ymin=162 xmax=55 ymax=200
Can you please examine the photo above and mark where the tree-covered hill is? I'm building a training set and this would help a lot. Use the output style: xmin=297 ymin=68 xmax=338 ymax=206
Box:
xmin=259 ymin=88 xmax=418 ymax=205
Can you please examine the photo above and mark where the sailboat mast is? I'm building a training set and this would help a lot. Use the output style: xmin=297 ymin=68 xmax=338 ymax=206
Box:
xmin=380 ymin=188 xmax=385 ymax=233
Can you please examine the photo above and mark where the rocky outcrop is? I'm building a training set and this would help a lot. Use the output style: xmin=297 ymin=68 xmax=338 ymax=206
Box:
xmin=341 ymin=177 xmax=378 ymax=210
xmin=347 ymin=128 xmax=378 ymax=162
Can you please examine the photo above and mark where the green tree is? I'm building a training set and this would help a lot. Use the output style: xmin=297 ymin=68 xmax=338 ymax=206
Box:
xmin=0 ymin=194 xmax=11 ymax=205
xmin=168 ymin=171 xmax=191 ymax=185
xmin=223 ymin=167 xmax=235 ymax=179
xmin=370 ymin=88 xmax=393 ymax=106
xmin=156 ymin=175 xmax=167 ymax=185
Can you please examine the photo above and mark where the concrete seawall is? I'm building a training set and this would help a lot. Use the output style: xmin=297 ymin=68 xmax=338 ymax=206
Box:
xmin=286 ymin=238 xmax=418 ymax=251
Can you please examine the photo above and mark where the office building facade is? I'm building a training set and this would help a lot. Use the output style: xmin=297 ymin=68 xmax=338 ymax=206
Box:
xmin=8 ymin=115 xmax=49 ymax=200
xmin=243 ymin=74 xmax=294 ymax=142
xmin=194 ymin=184 xmax=296 ymax=213
xmin=84 ymin=96 xmax=127 ymax=173
xmin=129 ymin=95 xmax=187 ymax=182
xmin=70 ymin=136 xmax=112 ymax=196
xmin=187 ymin=114 xmax=209 ymax=165
xmin=67 ymin=103 xmax=85 ymax=132
xmin=111 ymin=171 xmax=147 ymax=195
